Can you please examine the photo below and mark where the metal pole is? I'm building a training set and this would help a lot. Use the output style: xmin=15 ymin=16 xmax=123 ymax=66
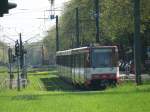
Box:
xmin=24 ymin=53 xmax=27 ymax=80
xmin=42 ymin=45 xmax=44 ymax=65
xmin=8 ymin=48 xmax=13 ymax=89
xmin=17 ymin=56 xmax=20 ymax=91
xmin=94 ymin=0 xmax=100 ymax=43
xmin=76 ymin=7 xmax=80 ymax=48
xmin=9 ymin=63 xmax=12 ymax=89
xmin=3 ymin=47 xmax=5 ymax=64
xmin=19 ymin=33 xmax=24 ymax=87
xmin=19 ymin=33 xmax=24 ymax=70
xmin=56 ymin=15 xmax=59 ymax=51
xmin=133 ymin=0 xmax=142 ymax=85
xmin=15 ymin=40 xmax=20 ymax=90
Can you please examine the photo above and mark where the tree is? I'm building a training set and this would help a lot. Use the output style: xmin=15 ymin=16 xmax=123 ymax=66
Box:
xmin=43 ymin=0 xmax=150 ymax=61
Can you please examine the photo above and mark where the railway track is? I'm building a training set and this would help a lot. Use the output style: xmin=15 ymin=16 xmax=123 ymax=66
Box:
xmin=0 ymin=75 xmax=7 ymax=89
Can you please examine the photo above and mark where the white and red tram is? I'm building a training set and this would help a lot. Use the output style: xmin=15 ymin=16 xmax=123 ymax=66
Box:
xmin=56 ymin=46 xmax=119 ymax=88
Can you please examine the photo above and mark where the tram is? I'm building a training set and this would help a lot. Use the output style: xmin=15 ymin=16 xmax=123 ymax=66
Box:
xmin=144 ymin=46 xmax=150 ymax=71
xmin=56 ymin=46 xmax=119 ymax=88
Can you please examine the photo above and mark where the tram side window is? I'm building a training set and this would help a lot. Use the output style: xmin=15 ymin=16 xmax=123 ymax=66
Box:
xmin=80 ymin=53 xmax=84 ymax=68
xmin=57 ymin=56 xmax=59 ymax=65
xmin=63 ymin=56 xmax=65 ymax=66
xmin=71 ymin=55 xmax=73 ymax=68
xmin=72 ymin=54 xmax=75 ymax=68
xmin=64 ymin=55 xmax=66 ymax=66
xmin=68 ymin=55 xmax=71 ymax=67
xmin=61 ymin=56 xmax=63 ymax=66
xmin=60 ymin=56 xmax=62 ymax=65
xmin=59 ymin=56 xmax=61 ymax=65
xmin=62 ymin=56 xmax=64 ymax=66
xmin=64 ymin=55 xmax=70 ymax=67
xmin=78 ymin=54 xmax=81 ymax=68
xmin=59 ymin=56 xmax=62 ymax=65
xmin=73 ymin=54 xmax=79 ymax=68
xmin=69 ymin=55 xmax=71 ymax=67
xmin=56 ymin=56 xmax=58 ymax=65
xmin=65 ymin=55 xmax=67 ymax=66
xmin=77 ymin=54 xmax=80 ymax=68
xmin=58 ymin=56 xmax=60 ymax=65
xmin=66 ymin=55 xmax=68 ymax=67
xmin=57 ymin=56 xmax=60 ymax=65
xmin=75 ymin=54 xmax=79 ymax=68
xmin=73 ymin=54 xmax=76 ymax=68
xmin=75 ymin=54 xmax=77 ymax=68
xmin=66 ymin=55 xmax=69 ymax=67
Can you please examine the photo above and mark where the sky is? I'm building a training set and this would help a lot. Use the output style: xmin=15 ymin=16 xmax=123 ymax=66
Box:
xmin=0 ymin=0 xmax=69 ymax=45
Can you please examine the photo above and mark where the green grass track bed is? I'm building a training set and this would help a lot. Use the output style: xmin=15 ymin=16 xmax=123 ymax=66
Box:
xmin=0 ymin=70 xmax=150 ymax=112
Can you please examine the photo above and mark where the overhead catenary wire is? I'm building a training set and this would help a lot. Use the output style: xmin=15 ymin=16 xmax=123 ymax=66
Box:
xmin=0 ymin=0 xmax=69 ymax=46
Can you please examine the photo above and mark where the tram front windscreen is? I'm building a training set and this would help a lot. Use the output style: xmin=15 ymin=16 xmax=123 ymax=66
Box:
xmin=92 ymin=48 xmax=116 ymax=68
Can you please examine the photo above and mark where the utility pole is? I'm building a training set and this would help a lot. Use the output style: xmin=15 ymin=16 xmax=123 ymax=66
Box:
xmin=15 ymin=40 xmax=20 ymax=91
xmin=75 ymin=7 xmax=80 ymax=48
xmin=19 ymin=33 xmax=23 ymax=69
xmin=94 ymin=0 xmax=100 ymax=43
xmin=24 ymin=48 xmax=27 ymax=80
xmin=41 ymin=45 xmax=44 ymax=65
xmin=3 ymin=47 xmax=5 ymax=64
xmin=19 ymin=33 xmax=24 ymax=79
xmin=17 ymin=55 xmax=20 ymax=91
xmin=8 ymin=47 xmax=13 ymax=89
xmin=133 ymin=0 xmax=142 ymax=85
xmin=19 ymin=33 xmax=27 ymax=88
xmin=56 ymin=15 xmax=59 ymax=51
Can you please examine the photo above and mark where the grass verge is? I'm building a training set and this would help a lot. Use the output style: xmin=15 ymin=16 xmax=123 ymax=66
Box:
xmin=0 ymin=69 xmax=150 ymax=112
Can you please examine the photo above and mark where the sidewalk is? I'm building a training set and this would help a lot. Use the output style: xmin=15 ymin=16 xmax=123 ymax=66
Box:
xmin=119 ymin=71 xmax=150 ymax=81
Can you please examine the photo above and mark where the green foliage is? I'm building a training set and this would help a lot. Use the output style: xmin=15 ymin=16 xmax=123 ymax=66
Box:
xmin=43 ymin=28 xmax=56 ymax=53
xmin=101 ymin=0 xmax=133 ymax=42
xmin=0 ymin=41 xmax=8 ymax=64
xmin=43 ymin=0 xmax=150 ymax=58
xmin=25 ymin=42 xmax=43 ymax=65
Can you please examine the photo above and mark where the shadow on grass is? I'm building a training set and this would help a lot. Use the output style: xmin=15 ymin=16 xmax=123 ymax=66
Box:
xmin=11 ymin=95 xmax=40 ymax=101
xmin=40 ymin=74 xmax=150 ymax=93
xmin=40 ymin=76 xmax=76 ymax=92
xmin=28 ymin=67 xmax=56 ymax=73
xmin=28 ymin=71 xmax=58 ymax=76
xmin=35 ymin=85 xmax=150 ymax=97
xmin=10 ymin=86 xmax=150 ymax=99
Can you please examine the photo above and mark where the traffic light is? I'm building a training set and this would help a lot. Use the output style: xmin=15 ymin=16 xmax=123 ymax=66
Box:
xmin=0 ymin=0 xmax=17 ymax=17
xmin=8 ymin=48 xmax=13 ymax=63
xmin=15 ymin=40 xmax=20 ymax=56
xmin=50 ymin=15 xmax=55 ymax=19
xmin=8 ymin=48 xmax=16 ymax=63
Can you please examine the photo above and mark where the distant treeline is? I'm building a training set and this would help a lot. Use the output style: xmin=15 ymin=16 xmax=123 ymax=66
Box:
xmin=0 ymin=41 xmax=8 ymax=65
xmin=29 ymin=0 xmax=150 ymax=66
